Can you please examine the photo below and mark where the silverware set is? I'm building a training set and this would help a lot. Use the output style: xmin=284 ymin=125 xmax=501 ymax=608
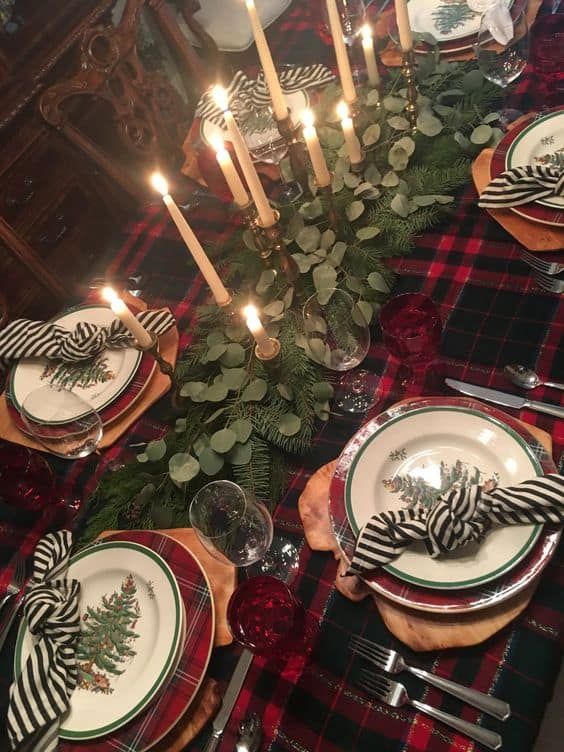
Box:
xmin=351 ymin=636 xmax=508 ymax=751
xmin=520 ymin=249 xmax=564 ymax=294
xmin=0 ymin=554 xmax=28 ymax=654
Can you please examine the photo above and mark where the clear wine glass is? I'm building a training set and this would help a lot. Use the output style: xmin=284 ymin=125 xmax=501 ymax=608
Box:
xmin=190 ymin=480 xmax=299 ymax=579
xmin=322 ymin=0 xmax=367 ymax=46
xmin=303 ymin=288 xmax=377 ymax=413
xmin=20 ymin=385 xmax=102 ymax=459
xmin=475 ymin=10 xmax=529 ymax=124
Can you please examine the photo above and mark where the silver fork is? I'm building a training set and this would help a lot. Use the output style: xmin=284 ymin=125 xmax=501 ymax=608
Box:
xmin=0 ymin=555 xmax=26 ymax=612
xmin=358 ymin=670 xmax=502 ymax=751
xmin=350 ymin=636 xmax=510 ymax=720
xmin=534 ymin=272 xmax=564 ymax=294
xmin=520 ymin=249 xmax=564 ymax=276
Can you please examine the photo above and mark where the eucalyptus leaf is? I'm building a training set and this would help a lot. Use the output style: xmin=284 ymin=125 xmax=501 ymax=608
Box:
xmin=332 ymin=173 xmax=345 ymax=193
xmin=366 ymin=89 xmax=380 ymax=107
xmin=227 ymin=441 xmax=252 ymax=465
xmin=308 ymin=337 xmax=327 ymax=363
xmin=344 ymin=172 xmax=361 ymax=189
xmin=364 ymin=163 xmax=382 ymax=186
xmin=454 ymin=131 xmax=471 ymax=149
xmin=285 ymin=212 xmax=305 ymax=241
xmin=435 ymin=195 xmax=454 ymax=204
xmin=388 ymin=116 xmax=410 ymax=131
xmin=462 ymin=69 xmax=483 ymax=92
xmin=278 ymin=413 xmax=302 ymax=436
xmin=193 ymin=435 xmax=209 ymax=457
xmin=312 ymin=381 xmax=334 ymax=401
xmin=328 ymin=241 xmax=347 ymax=266
xmin=145 ymin=438 xmax=167 ymax=462
xmin=242 ymin=378 xmax=268 ymax=402
xmin=382 ymin=170 xmax=400 ymax=187
xmin=352 ymin=300 xmax=373 ymax=326
xmin=210 ymin=428 xmax=237 ymax=454
xmin=482 ymin=112 xmax=500 ymax=124
xmin=205 ymin=381 xmax=229 ymax=402
xmin=255 ymin=269 xmax=277 ymax=295
xmin=180 ymin=381 xmax=207 ymax=402
xmin=388 ymin=145 xmax=408 ymax=171
xmin=206 ymin=343 xmax=227 ymax=362
xmin=345 ymin=200 xmax=365 ymax=222
xmin=490 ymin=127 xmax=504 ymax=147
xmin=206 ymin=330 xmax=226 ymax=347
xmin=396 ymin=136 xmax=416 ymax=156
xmin=354 ymin=183 xmax=380 ymax=200
xmin=231 ymin=418 xmax=253 ymax=444
xmin=391 ymin=193 xmax=410 ymax=217
xmin=299 ymin=197 xmax=324 ymax=219
xmin=433 ymin=103 xmax=454 ymax=118
xmin=296 ymin=225 xmax=321 ymax=253
xmin=356 ymin=226 xmax=381 ymax=241
xmin=312 ymin=262 xmax=337 ymax=293
xmin=204 ymin=407 xmax=228 ymax=424
xmin=383 ymin=95 xmax=407 ymax=113
xmin=346 ymin=275 xmax=364 ymax=294
xmin=277 ymin=382 xmax=294 ymax=400
xmin=470 ymin=124 xmax=493 ymax=144
xmin=242 ymin=229 xmax=257 ymax=250
xmin=437 ymin=88 xmax=465 ymax=103
xmin=362 ymin=123 xmax=381 ymax=146
xmin=292 ymin=253 xmax=313 ymax=274
xmin=367 ymin=271 xmax=390 ymax=293
xmin=397 ymin=179 xmax=410 ymax=196
xmin=320 ymin=229 xmax=336 ymax=249
xmin=263 ymin=300 xmax=285 ymax=317
xmin=136 ymin=452 xmax=149 ymax=463
xmin=320 ymin=126 xmax=344 ymax=149
xmin=220 ymin=342 xmax=246 ymax=367
xmin=412 ymin=194 xmax=436 ymax=206
xmin=334 ymin=156 xmax=349 ymax=176
xmin=314 ymin=400 xmax=331 ymax=421
xmin=198 ymin=447 xmax=224 ymax=476
xmin=282 ymin=287 xmax=294 ymax=309
xmin=221 ymin=367 xmax=248 ymax=390
xmin=304 ymin=313 xmax=327 ymax=334
xmin=416 ymin=111 xmax=443 ymax=137
xmin=169 ymin=453 xmax=199 ymax=483
xmin=225 ymin=323 xmax=247 ymax=342
xmin=338 ymin=143 xmax=349 ymax=157
xmin=175 ymin=418 xmax=187 ymax=433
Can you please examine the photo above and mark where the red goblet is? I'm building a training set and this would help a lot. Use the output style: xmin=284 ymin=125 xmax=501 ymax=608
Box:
xmin=380 ymin=293 xmax=442 ymax=390
xmin=0 ymin=442 xmax=55 ymax=513
xmin=227 ymin=575 xmax=313 ymax=663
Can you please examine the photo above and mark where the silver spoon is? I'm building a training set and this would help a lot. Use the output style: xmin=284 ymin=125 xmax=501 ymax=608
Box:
xmin=235 ymin=714 xmax=262 ymax=752
xmin=504 ymin=364 xmax=564 ymax=392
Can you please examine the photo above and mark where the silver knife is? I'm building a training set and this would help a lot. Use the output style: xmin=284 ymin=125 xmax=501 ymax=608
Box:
xmin=445 ymin=378 xmax=564 ymax=419
xmin=203 ymin=649 xmax=254 ymax=752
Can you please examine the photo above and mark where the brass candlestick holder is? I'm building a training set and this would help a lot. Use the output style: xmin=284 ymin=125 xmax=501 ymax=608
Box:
xmin=350 ymin=153 xmax=366 ymax=174
xmin=274 ymin=110 xmax=310 ymax=195
xmin=254 ymin=337 xmax=281 ymax=363
xmin=401 ymin=49 xmax=418 ymax=133
xmin=136 ymin=332 xmax=175 ymax=382
xmin=318 ymin=178 xmax=340 ymax=233
xmin=256 ymin=211 xmax=299 ymax=283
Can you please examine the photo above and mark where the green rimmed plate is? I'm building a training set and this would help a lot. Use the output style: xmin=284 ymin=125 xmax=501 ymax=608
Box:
xmin=14 ymin=541 xmax=183 ymax=740
xmin=344 ymin=406 xmax=542 ymax=590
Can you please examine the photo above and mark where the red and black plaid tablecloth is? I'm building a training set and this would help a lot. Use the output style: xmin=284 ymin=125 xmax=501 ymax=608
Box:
xmin=1 ymin=2 xmax=564 ymax=751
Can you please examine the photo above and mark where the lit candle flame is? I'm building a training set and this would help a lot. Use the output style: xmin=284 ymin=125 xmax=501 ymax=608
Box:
xmin=151 ymin=172 xmax=169 ymax=196
xmin=212 ymin=85 xmax=229 ymax=112
xmin=243 ymin=304 xmax=259 ymax=320
xmin=301 ymin=109 xmax=315 ymax=129
xmin=210 ymin=135 xmax=226 ymax=154
xmin=360 ymin=23 xmax=373 ymax=42
xmin=337 ymin=101 xmax=350 ymax=121
xmin=101 ymin=286 xmax=118 ymax=304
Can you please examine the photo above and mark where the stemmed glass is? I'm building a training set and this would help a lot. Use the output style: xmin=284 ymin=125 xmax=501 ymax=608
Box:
xmin=189 ymin=480 xmax=298 ymax=579
xmin=322 ymin=0 xmax=368 ymax=74
xmin=475 ymin=10 xmax=530 ymax=124
xmin=303 ymin=288 xmax=378 ymax=413
xmin=20 ymin=385 xmax=102 ymax=459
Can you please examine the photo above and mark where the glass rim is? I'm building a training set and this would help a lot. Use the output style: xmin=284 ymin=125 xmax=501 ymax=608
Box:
xmin=302 ymin=287 xmax=354 ymax=317
xmin=189 ymin=479 xmax=251 ymax=539
xmin=379 ymin=292 xmax=440 ymax=332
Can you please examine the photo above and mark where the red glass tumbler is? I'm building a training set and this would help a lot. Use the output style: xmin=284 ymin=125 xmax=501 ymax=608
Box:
xmin=227 ymin=575 xmax=311 ymax=662
xmin=380 ymin=293 xmax=442 ymax=386
xmin=532 ymin=12 xmax=564 ymax=107
xmin=0 ymin=442 xmax=55 ymax=513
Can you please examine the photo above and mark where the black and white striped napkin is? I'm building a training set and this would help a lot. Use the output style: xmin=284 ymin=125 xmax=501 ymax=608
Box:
xmin=7 ymin=531 xmax=80 ymax=752
xmin=347 ymin=474 xmax=564 ymax=576
xmin=479 ymin=165 xmax=564 ymax=208
xmin=196 ymin=65 xmax=336 ymax=125
xmin=0 ymin=308 xmax=175 ymax=368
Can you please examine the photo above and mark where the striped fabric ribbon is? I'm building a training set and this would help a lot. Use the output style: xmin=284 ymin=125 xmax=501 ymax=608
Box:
xmin=479 ymin=165 xmax=564 ymax=208
xmin=196 ymin=65 xmax=336 ymax=125
xmin=347 ymin=474 xmax=564 ymax=576
xmin=0 ymin=308 xmax=175 ymax=367
xmin=7 ymin=531 xmax=80 ymax=752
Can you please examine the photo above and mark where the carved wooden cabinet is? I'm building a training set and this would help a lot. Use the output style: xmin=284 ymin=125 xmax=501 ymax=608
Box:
xmin=0 ymin=0 xmax=136 ymax=320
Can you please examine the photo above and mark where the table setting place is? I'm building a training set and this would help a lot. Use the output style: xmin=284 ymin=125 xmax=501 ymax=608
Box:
xmin=1 ymin=1 xmax=564 ymax=752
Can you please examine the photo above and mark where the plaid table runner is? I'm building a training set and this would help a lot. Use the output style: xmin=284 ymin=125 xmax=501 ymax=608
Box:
xmin=2 ymin=1 xmax=564 ymax=750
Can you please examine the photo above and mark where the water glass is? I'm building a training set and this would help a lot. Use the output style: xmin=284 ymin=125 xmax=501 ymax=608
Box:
xmin=0 ymin=442 xmax=54 ymax=512
xmin=20 ymin=385 xmax=102 ymax=459
xmin=227 ymin=575 xmax=311 ymax=660
xmin=322 ymin=0 xmax=367 ymax=46
xmin=475 ymin=11 xmax=529 ymax=88
xmin=531 ymin=12 xmax=564 ymax=106
xmin=189 ymin=481 xmax=273 ymax=567
xmin=380 ymin=293 xmax=441 ymax=385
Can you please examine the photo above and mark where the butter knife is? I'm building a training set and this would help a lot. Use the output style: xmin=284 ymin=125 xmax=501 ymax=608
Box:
xmin=203 ymin=649 xmax=254 ymax=752
xmin=445 ymin=378 xmax=564 ymax=419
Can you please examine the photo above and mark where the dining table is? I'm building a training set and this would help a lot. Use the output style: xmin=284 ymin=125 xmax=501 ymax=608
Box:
xmin=1 ymin=1 xmax=563 ymax=751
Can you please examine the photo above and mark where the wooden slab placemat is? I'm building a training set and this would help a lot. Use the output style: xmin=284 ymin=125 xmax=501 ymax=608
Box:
xmin=98 ymin=527 xmax=238 ymax=752
xmin=299 ymin=410 xmax=554 ymax=652
xmin=472 ymin=147 xmax=564 ymax=251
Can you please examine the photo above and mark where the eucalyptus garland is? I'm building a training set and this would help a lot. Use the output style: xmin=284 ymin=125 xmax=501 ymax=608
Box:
xmin=80 ymin=57 xmax=501 ymax=542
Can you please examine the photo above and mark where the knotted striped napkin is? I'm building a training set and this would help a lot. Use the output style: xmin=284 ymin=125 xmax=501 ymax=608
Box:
xmin=347 ymin=474 xmax=564 ymax=576
xmin=0 ymin=308 xmax=175 ymax=368
xmin=479 ymin=165 xmax=564 ymax=208
xmin=7 ymin=531 xmax=80 ymax=752
xmin=196 ymin=65 xmax=336 ymax=126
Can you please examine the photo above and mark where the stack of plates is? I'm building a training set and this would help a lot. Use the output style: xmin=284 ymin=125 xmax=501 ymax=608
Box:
xmin=7 ymin=305 xmax=157 ymax=433
xmin=329 ymin=397 xmax=560 ymax=614
xmin=490 ymin=107 xmax=564 ymax=229
xmin=14 ymin=532 xmax=215 ymax=751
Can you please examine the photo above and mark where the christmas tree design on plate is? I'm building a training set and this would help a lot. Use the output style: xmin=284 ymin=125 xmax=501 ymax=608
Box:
xmin=383 ymin=455 xmax=498 ymax=511
xmin=41 ymin=353 xmax=115 ymax=391
xmin=534 ymin=146 xmax=564 ymax=170
xmin=431 ymin=0 xmax=478 ymax=35
xmin=77 ymin=573 xmax=141 ymax=695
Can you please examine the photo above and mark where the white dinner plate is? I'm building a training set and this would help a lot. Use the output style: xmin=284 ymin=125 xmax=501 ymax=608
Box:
xmin=506 ymin=109 xmax=564 ymax=210
xmin=10 ymin=305 xmax=142 ymax=424
xmin=345 ymin=406 xmax=542 ymax=590
xmin=15 ymin=541 xmax=183 ymax=740
xmin=408 ymin=0 xmax=511 ymax=42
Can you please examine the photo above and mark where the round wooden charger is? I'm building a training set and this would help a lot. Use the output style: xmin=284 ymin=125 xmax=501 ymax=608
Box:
xmin=298 ymin=415 xmax=553 ymax=652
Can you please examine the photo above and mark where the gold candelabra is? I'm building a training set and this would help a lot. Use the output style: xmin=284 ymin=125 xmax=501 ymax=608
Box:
xmin=401 ymin=49 xmax=418 ymax=133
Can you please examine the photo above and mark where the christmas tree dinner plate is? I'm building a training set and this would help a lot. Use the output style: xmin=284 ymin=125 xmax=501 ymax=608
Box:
xmin=406 ymin=0 xmax=511 ymax=43
xmin=10 ymin=305 xmax=143 ymax=425
xmin=14 ymin=541 xmax=183 ymax=740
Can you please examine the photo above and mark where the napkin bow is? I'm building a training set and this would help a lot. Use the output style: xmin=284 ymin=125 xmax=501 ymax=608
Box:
xmin=7 ymin=531 xmax=80 ymax=752
xmin=0 ymin=308 xmax=175 ymax=367
xmin=479 ymin=165 xmax=564 ymax=209
xmin=347 ymin=474 xmax=564 ymax=576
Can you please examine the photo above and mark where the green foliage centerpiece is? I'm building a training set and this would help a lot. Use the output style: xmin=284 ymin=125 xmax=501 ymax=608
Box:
xmin=81 ymin=56 xmax=502 ymax=541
